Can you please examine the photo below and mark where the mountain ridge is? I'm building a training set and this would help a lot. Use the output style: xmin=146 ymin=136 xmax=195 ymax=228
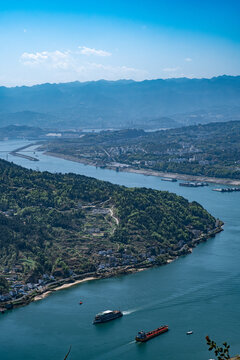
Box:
xmin=0 ymin=75 xmax=239 ymax=129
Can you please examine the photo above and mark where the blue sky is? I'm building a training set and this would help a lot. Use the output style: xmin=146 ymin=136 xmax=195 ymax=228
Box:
xmin=0 ymin=0 xmax=239 ymax=86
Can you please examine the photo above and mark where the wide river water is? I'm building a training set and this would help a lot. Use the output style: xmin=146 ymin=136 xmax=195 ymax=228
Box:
xmin=0 ymin=140 xmax=239 ymax=360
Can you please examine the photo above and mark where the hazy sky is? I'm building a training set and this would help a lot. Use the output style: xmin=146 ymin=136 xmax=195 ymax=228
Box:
xmin=1 ymin=0 xmax=240 ymax=86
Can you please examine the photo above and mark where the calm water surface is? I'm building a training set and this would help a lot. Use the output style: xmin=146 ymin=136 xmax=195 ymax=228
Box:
xmin=0 ymin=140 xmax=239 ymax=360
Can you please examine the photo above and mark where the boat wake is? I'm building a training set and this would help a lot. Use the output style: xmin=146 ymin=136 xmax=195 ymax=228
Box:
xmin=127 ymin=340 xmax=136 ymax=345
xmin=122 ymin=308 xmax=139 ymax=315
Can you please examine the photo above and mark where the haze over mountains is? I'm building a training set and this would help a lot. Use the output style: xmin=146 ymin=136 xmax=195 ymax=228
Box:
xmin=0 ymin=75 xmax=239 ymax=130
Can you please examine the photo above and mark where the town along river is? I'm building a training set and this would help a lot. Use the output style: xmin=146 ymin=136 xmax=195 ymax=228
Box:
xmin=0 ymin=140 xmax=240 ymax=360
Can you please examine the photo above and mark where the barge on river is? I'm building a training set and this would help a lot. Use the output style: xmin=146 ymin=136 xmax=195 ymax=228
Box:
xmin=135 ymin=325 xmax=169 ymax=342
xmin=179 ymin=181 xmax=208 ymax=187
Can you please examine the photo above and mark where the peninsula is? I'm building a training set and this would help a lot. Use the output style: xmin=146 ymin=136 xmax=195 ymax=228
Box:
xmin=0 ymin=159 xmax=222 ymax=310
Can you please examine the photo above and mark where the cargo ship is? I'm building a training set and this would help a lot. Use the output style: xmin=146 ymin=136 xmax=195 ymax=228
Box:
xmin=135 ymin=325 xmax=169 ymax=342
xmin=93 ymin=310 xmax=123 ymax=324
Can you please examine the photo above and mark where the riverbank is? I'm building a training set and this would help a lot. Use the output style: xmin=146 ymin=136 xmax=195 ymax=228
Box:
xmin=43 ymin=151 xmax=240 ymax=186
xmin=0 ymin=224 xmax=223 ymax=312
xmin=33 ymin=267 xmax=150 ymax=304
xmin=33 ymin=276 xmax=97 ymax=301
xmin=0 ymin=266 xmax=149 ymax=312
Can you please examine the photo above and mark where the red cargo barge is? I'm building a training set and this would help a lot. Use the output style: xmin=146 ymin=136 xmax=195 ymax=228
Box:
xmin=135 ymin=325 xmax=169 ymax=342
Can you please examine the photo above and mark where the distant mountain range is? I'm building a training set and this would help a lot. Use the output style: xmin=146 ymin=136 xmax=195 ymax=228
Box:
xmin=0 ymin=76 xmax=239 ymax=129
xmin=0 ymin=125 xmax=46 ymax=140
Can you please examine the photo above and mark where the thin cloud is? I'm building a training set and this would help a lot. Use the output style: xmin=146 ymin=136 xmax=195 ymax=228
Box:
xmin=78 ymin=46 xmax=111 ymax=57
xmin=185 ymin=57 xmax=192 ymax=62
xmin=20 ymin=50 xmax=72 ymax=69
xmin=19 ymin=48 xmax=147 ymax=81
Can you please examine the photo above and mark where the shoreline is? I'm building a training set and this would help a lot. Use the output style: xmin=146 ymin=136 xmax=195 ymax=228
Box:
xmin=43 ymin=151 xmax=240 ymax=186
xmin=1 ymin=225 xmax=223 ymax=311
xmin=33 ymin=276 xmax=97 ymax=301
xmin=32 ymin=268 xmax=149 ymax=304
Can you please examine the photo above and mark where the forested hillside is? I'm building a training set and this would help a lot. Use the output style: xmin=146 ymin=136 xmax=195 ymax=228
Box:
xmin=0 ymin=159 xmax=217 ymax=294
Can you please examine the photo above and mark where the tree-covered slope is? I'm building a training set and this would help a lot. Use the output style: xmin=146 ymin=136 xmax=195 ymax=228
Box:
xmin=0 ymin=159 xmax=217 ymax=291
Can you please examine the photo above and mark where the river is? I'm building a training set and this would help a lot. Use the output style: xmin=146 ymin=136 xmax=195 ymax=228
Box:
xmin=0 ymin=140 xmax=239 ymax=360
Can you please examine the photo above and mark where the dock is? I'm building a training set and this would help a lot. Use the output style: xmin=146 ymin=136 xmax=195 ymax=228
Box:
xmin=10 ymin=152 xmax=39 ymax=161
xmin=10 ymin=143 xmax=39 ymax=162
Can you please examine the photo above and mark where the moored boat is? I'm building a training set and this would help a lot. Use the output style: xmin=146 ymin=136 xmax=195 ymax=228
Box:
xmin=135 ymin=325 xmax=169 ymax=342
xmin=93 ymin=310 xmax=123 ymax=324
xmin=161 ymin=178 xmax=177 ymax=182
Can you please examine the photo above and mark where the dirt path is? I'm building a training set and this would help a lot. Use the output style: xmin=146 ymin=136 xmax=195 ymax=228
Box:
xmin=109 ymin=208 xmax=119 ymax=225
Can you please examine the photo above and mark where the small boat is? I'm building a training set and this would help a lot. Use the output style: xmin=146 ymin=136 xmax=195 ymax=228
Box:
xmin=79 ymin=301 xmax=83 ymax=305
xmin=161 ymin=178 xmax=177 ymax=182
xmin=135 ymin=325 xmax=169 ymax=342
xmin=186 ymin=331 xmax=193 ymax=335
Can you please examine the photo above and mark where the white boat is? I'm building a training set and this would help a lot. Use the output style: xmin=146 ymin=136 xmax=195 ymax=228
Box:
xmin=186 ymin=331 xmax=193 ymax=335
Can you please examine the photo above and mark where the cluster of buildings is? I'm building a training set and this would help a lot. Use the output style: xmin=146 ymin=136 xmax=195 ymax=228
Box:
xmin=107 ymin=145 xmax=145 ymax=158
xmin=96 ymin=249 xmax=157 ymax=272
xmin=0 ymin=269 xmax=55 ymax=303
xmin=92 ymin=143 xmax=215 ymax=168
